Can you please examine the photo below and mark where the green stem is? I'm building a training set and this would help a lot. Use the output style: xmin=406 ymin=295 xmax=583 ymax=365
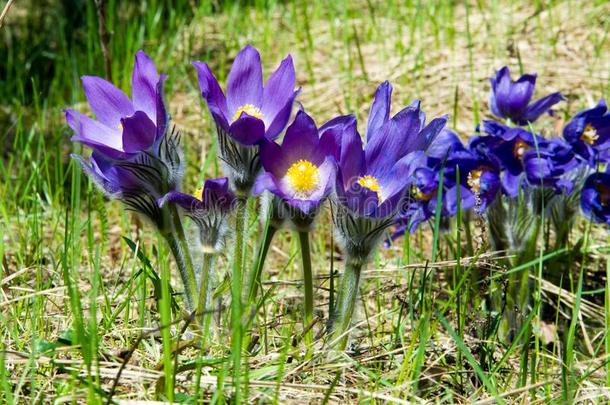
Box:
xmin=164 ymin=231 xmax=196 ymax=310
xmin=231 ymin=196 xmax=247 ymax=402
xmin=247 ymin=221 xmax=277 ymax=302
xmin=165 ymin=204 xmax=197 ymax=311
xmin=298 ymin=231 xmax=314 ymax=347
xmin=330 ymin=256 xmax=363 ymax=351
xmin=197 ymin=252 xmax=216 ymax=338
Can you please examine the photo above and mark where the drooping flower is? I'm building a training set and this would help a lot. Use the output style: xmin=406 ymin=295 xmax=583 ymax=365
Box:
xmin=489 ymin=66 xmax=564 ymax=125
xmin=66 ymin=50 xmax=168 ymax=159
xmin=159 ymin=178 xmax=236 ymax=252
xmin=563 ymin=99 xmax=610 ymax=166
xmin=193 ymin=45 xmax=299 ymax=194
xmin=253 ymin=110 xmax=339 ymax=230
xmin=580 ymin=170 xmax=610 ymax=225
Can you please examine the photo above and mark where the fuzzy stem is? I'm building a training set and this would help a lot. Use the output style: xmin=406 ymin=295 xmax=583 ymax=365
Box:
xmin=197 ymin=252 xmax=216 ymax=338
xmin=247 ymin=222 xmax=277 ymax=302
xmin=164 ymin=204 xmax=197 ymax=311
xmin=298 ymin=231 xmax=314 ymax=347
xmin=231 ymin=196 xmax=247 ymax=402
xmin=330 ymin=255 xmax=363 ymax=350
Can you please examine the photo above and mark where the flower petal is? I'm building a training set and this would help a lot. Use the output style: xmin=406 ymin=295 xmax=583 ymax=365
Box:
xmin=281 ymin=110 xmax=322 ymax=164
xmin=226 ymin=45 xmax=263 ymax=116
xmin=158 ymin=191 xmax=204 ymax=211
xmin=228 ymin=114 xmax=266 ymax=145
xmin=120 ymin=111 xmax=157 ymax=153
xmin=264 ymin=88 xmax=300 ymax=140
xmin=261 ymin=54 xmax=296 ymax=127
xmin=523 ymin=92 xmax=564 ymax=123
xmin=81 ymin=76 xmax=134 ymax=128
xmin=193 ymin=61 xmax=230 ymax=130
xmin=366 ymin=81 xmax=392 ymax=141
xmin=66 ymin=109 xmax=124 ymax=158
xmin=131 ymin=50 xmax=160 ymax=121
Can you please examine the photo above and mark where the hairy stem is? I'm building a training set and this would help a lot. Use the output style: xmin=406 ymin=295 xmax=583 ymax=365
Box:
xmin=231 ymin=196 xmax=247 ymax=402
xmin=298 ymin=231 xmax=314 ymax=347
xmin=330 ymin=256 xmax=363 ymax=351
xmin=197 ymin=252 xmax=216 ymax=338
xmin=247 ymin=222 xmax=277 ymax=301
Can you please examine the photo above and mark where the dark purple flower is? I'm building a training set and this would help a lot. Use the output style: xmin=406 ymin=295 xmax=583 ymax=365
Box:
xmin=522 ymin=137 xmax=581 ymax=194
xmin=563 ymin=99 xmax=610 ymax=166
xmin=580 ymin=170 xmax=610 ymax=225
xmin=66 ymin=50 xmax=168 ymax=159
xmin=159 ymin=178 xmax=236 ymax=251
xmin=334 ymin=81 xmax=447 ymax=219
xmin=489 ymin=66 xmax=564 ymax=125
xmin=253 ymin=110 xmax=337 ymax=217
xmin=193 ymin=45 xmax=299 ymax=146
xmin=72 ymin=151 xmax=139 ymax=196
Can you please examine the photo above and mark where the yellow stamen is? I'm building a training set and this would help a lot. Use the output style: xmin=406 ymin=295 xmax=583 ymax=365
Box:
xmin=193 ymin=187 xmax=204 ymax=201
xmin=467 ymin=169 xmax=483 ymax=194
xmin=232 ymin=104 xmax=263 ymax=122
xmin=357 ymin=175 xmax=382 ymax=201
xmin=580 ymin=124 xmax=599 ymax=145
xmin=411 ymin=185 xmax=435 ymax=202
xmin=513 ymin=139 xmax=530 ymax=159
xmin=286 ymin=159 xmax=320 ymax=196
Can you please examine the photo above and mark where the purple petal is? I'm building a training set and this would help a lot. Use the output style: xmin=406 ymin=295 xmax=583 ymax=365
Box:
xmin=253 ymin=171 xmax=281 ymax=195
xmin=366 ymin=81 xmax=392 ymax=141
xmin=193 ymin=61 xmax=230 ymax=130
xmin=338 ymin=121 xmax=365 ymax=187
xmin=505 ymin=73 xmax=536 ymax=116
xmin=319 ymin=114 xmax=357 ymax=160
xmin=131 ymin=50 xmax=160 ymax=121
xmin=81 ymin=76 xmax=134 ymax=128
xmin=264 ymin=88 xmax=300 ymax=140
xmin=280 ymin=110 xmax=322 ymax=164
xmin=261 ymin=55 xmax=296 ymax=128
xmin=502 ymin=172 xmax=523 ymax=197
xmin=155 ymin=74 xmax=169 ymax=140
xmin=259 ymin=139 xmax=290 ymax=178
xmin=229 ymin=114 xmax=266 ymax=145
xmin=226 ymin=45 xmax=263 ymax=117
xmin=120 ymin=111 xmax=157 ymax=153
xmin=66 ymin=109 xmax=124 ymax=158
xmin=158 ymin=191 xmax=203 ymax=211
xmin=427 ymin=128 xmax=465 ymax=160
xmin=445 ymin=185 xmax=476 ymax=216
xmin=523 ymin=92 xmax=564 ymax=123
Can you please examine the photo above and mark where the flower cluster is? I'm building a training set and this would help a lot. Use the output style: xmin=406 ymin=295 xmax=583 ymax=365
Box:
xmin=391 ymin=66 xmax=610 ymax=239
xmin=66 ymin=48 xmax=609 ymax=354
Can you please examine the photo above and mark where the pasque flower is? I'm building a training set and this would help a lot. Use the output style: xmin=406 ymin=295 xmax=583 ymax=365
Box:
xmin=563 ymin=99 xmax=610 ymax=165
xmin=159 ymin=177 xmax=236 ymax=253
xmin=66 ymin=50 xmax=168 ymax=159
xmin=489 ymin=66 xmax=564 ymax=125
xmin=193 ymin=45 xmax=299 ymax=194
xmin=253 ymin=110 xmax=339 ymax=229
xmin=329 ymin=81 xmax=447 ymax=350
xmin=522 ymin=137 xmax=581 ymax=194
xmin=66 ymin=50 xmax=198 ymax=310
xmin=580 ymin=170 xmax=610 ymax=225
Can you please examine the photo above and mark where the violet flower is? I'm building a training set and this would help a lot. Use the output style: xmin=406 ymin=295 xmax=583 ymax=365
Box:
xmin=563 ymin=99 xmax=610 ymax=166
xmin=193 ymin=45 xmax=299 ymax=195
xmin=489 ymin=66 xmax=564 ymax=125
xmin=580 ymin=170 xmax=610 ymax=225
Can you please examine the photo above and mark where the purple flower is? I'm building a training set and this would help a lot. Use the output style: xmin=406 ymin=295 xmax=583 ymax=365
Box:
xmin=522 ymin=137 xmax=581 ymax=194
xmin=253 ymin=110 xmax=337 ymax=219
xmin=334 ymin=81 xmax=448 ymax=219
xmin=580 ymin=170 xmax=610 ymax=225
xmin=489 ymin=66 xmax=564 ymax=125
xmin=193 ymin=45 xmax=299 ymax=194
xmin=193 ymin=45 xmax=298 ymax=145
xmin=563 ymin=99 xmax=610 ymax=166
xmin=159 ymin=178 xmax=236 ymax=251
xmin=66 ymin=50 xmax=168 ymax=159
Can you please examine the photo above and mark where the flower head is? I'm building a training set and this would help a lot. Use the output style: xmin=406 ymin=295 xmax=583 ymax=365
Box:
xmin=580 ymin=170 xmax=610 ymax=226
xmin=159 ymin=178 xmax=236 ymax=252
xmin=253 ymin=110 xmax=338 ymax=229
xmin=563 ymin=99 xmax=610 ymax=166
xmin=193 ymin=45 xmax=299 ymax=146
xmin=489 ymin=66 xmax=564 ymax=125
xmin=66 ymin=50 xmax=168 ymax=159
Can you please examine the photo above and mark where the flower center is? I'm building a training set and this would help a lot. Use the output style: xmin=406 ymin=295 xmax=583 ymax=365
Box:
xmin=467 ymin=169 xmax=484 ymax=194
xmin=232 ymin=104 xmax=263 ymax=122
xmin=513 ymin=139 xmax=530 ymax=159
xmin=286 ymin=159 xmax=320 ymax=196
xmin=193 ymin=187 xmax=204 ymax=201
xmin=357 ymin=175 xmax=383 ymax=201
xmin=411 ymin=185 xmax=435 ymax=202
xmin=580 ymin=124 xmax=599 ymax=145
